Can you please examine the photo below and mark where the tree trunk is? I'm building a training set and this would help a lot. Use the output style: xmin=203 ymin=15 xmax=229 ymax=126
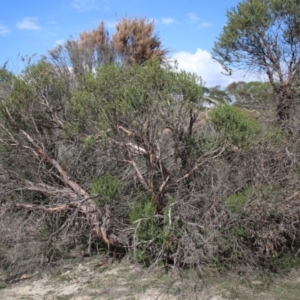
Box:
xmin=276 ymin=88 xmax=294 ymax=135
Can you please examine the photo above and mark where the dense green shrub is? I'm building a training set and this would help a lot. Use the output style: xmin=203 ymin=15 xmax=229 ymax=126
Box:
xmin=129 ymin=194 xmax=183 ymax=265
xmin=209 ymin=104 xmax=259 ymax=149
xmin=130 ymin=198 xmax=159 ymax=238
xmin=130 ymin=193 xmax=163 ymax=265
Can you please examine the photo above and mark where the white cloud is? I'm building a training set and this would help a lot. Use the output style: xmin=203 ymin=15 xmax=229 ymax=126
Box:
xmin=0 ymin=24 xmax=10 ymax=36
xmin=188 ymin=13 xmax=200 ymax=23
xmin=187 ymin=13 xmax=212 ymax=28
xmin=16 ymin=17 xmax=41 ymax=30
xmin=172 ymin=48 xmax=259 ymax=88
xmin=199 ymin=22 xmax=212 ymax=28
xmin=162 ymin=18 xmax=176 ymax=25
xmin=72 ymin=0 xmax=96 ymax=11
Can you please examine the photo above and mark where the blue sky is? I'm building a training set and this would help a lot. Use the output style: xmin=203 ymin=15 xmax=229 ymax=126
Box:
xmin=0 ymin=0 xmax=256 ymax=87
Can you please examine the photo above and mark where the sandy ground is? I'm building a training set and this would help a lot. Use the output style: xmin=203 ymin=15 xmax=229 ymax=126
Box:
xmin=0 ymin=257 xmax=222 ymax=300
xmin=1 ymin=257 xmax=300 ymax=299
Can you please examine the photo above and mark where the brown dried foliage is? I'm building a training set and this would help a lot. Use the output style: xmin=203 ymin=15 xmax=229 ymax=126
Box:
xmin=112 ymin=17 xmax=168 ymax=65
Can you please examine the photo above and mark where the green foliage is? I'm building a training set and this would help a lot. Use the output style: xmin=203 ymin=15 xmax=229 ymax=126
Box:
xmin=130 ymin=193 xmax=163 ymax=265
xmin=218 ymin=222 xmax=255 ymax=269
xmin=209 ymin=104 xmax=259 ymax=149
xmin=61 ymin=122 xmax=80 ymax=138
xmin=129 ymin=195 xmax=183 ymax=265
xmin=90 ymin=174 xmax=120 ymax=205
xmin=0 ymin=62 xmax=15 ymax=122
xmin=4 ymin=59 xmax=68 ymax=133
xmin=0 ymin=62 xmax=14 ymax=94
xmin=5 ymin=78 xmax=34 ymax=130
xmin=69 ymin=60 xmax=204 ymax=134
xmin=227 ymin=81 xmax=275 ymax=109
xmin=225 ymin=186 xmax=252 ymax=213
xmin=295 ymin=165 xmax=300 ymax=179
xmin=225 ymin=184 xmax=282 ymax=214
xmin=269 ymin=253 xmax=300 ymax=274
xmin=130 ymin=194 xmax=159 ymax=240
xmin=259 ymin=123 xmax=287 ymax=146
xmin=212 ymin=0 xmax=300 ymax=133
xmin=70 ymin=91 xmax=93 ymax=118
xmin=0 ymin=282 xmax=7 ymax=289
xmin=231 ymin=224 xmax=252 ymax=240
xmin=175 ymin=70 xmax=204 ymax=103
xmin=185 ymin=133 xmax=218 ymax=158
xmin=212 ymin=0 xmax=293 ymax=70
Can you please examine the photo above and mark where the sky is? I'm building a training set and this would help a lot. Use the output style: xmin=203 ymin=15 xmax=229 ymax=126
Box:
xmin=0 ymin=0 xmax=259 ymax=87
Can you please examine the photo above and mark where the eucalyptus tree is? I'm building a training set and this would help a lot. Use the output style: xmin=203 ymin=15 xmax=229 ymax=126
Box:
xmin=212 ymin=0 xmax=300 ymax=133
